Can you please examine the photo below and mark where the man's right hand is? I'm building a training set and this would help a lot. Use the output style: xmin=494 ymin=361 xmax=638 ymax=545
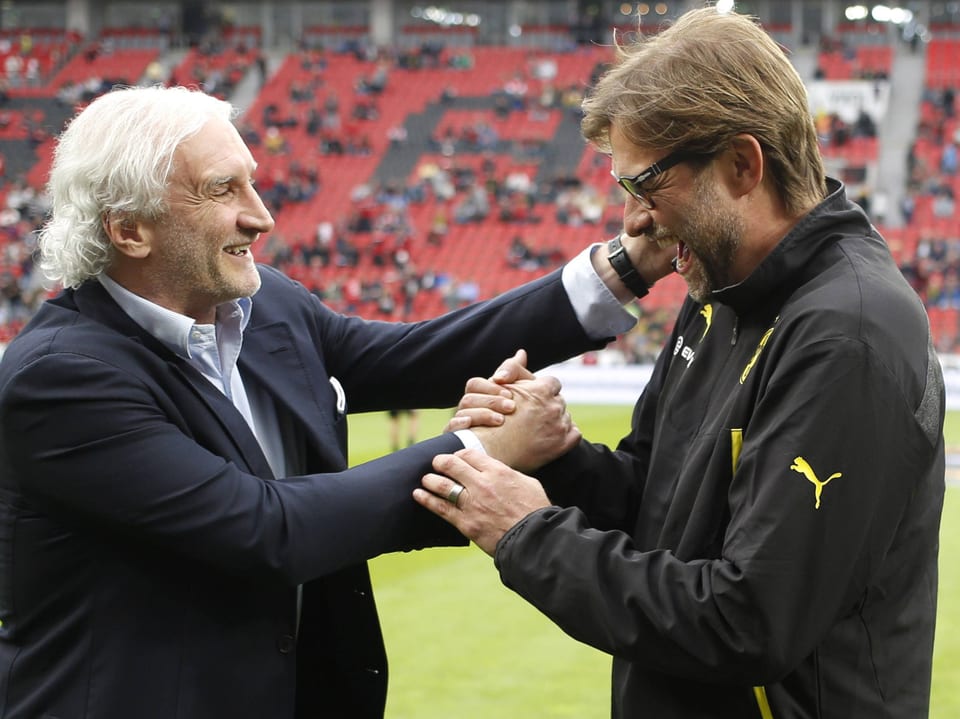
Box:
xmin=470 ymin=375 xmax=580 ymax=474
xmin=445 ymin=349 xmax=533 ymax=432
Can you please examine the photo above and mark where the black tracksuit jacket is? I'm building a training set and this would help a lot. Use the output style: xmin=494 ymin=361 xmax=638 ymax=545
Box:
xmin=496 ymin=179 xmax=946 ymax=719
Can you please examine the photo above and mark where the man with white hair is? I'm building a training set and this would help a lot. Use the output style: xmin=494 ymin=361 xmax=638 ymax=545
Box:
xmin=0 ymin=85 xmax=657 ymax=718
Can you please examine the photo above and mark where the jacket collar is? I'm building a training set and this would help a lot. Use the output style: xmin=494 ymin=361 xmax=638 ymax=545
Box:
xmin=711 ymin=178 xmax=872 ymax=314
xmin=69 ymin=280 xmax=178 ymax=360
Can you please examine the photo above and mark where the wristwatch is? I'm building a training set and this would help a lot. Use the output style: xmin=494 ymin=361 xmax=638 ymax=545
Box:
xmin=606 ymin=234 xmax=649 ymax=299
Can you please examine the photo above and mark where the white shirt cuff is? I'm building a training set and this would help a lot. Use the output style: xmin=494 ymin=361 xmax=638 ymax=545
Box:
xmin=561 ymin=244 xmax=637 ymax=339
xmin=453 ymin=429 xmax=487 ymax=453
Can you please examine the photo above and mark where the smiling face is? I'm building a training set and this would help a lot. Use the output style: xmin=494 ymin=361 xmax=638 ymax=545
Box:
xmin=138 ymin=116 xmax=275 ymax=323
xmin=610 ymin=125 xmax=745 ymax=303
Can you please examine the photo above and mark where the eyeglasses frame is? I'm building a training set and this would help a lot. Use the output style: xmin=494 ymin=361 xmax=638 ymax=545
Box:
xmin=610 ymin=150 xmax=690 ymax=210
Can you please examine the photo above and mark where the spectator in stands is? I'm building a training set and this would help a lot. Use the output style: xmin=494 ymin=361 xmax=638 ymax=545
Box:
xmin=23 ymin=56 xmax=38 ymax=86
xmin=941 ymin=141 xmax=958 ymax=175
xmin=444 ymin=51 xmax=469 ymax=70
xmin=262 ymin=101 xmax=297 ymax=129
xmin=350 ymin=98 xmax=379 ymax=121
xmin=493 ymin=91 xmax=512 ymax=119
xmin=425 ymin=206 xmax=449 ymax=246
xmin=348 ymin=133 xmax=373 ymax=156
xmin=503 ymin=71 xmax=529 ymax=111
xmin=455 ymin=278 xmax=480 ymax=306
xmin=853 ymin=108 xmax=876 ymax=138
xmin=506 ymin=235 xmax=538 ymax=269
xmin=399 ymin=268 xmax=421 ymax=317
xmin=499 ymin=191 xmax=538 ymax=223
xmin=439 ymin=84 xmax=457 ymax=104
xmin=323 ymin=90 xmax=339 ymax=117
xmin=870 ymin=186 xmax=889 ymax=225
xmin=901 ymin=189 xmax=916 ymax=224
xmin=414 ymin=9 xmax=945 ymax=719
xmin=254 ymin=51 xmax=268 ymax=86
xmin=263 ymin=125 xmax=289 ymax=155
xmin=387 ymin=123 xmax=407 ymax=147
xmin=289 ymin=79 xmax=310 ymax=102
xmin=561 ymin=83 xmax=586 ymax=116
xmin=453 ymin=185 xmax=489 ymax=223
xmin=933 ymin=182 xmax=955 ymax=218
xmin=506 ymin=235 xmax=560 ymax=270
xmin=376 ymin=285 xmax=396 ymax=316
xmin=357 ymin=59 xmax=389 ymax=95
xmin=312 ymin=220 xmax=334 ymax=265
xmin=305 ymin=105 xmax=322 ymax=135
xmin=938 ymin=268 xmax=960 ymax=308
xmin=319 ymin=130 xmax=344 ymax=155
xmin=0 ymin=84 xmax=660 ymax=719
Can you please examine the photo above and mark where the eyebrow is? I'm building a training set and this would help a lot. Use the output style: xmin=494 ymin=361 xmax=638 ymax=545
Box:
xmin=203 ymin=154 xmax=258 ymax=186
xmin=206 ymin=175 xmax=235 ymax=189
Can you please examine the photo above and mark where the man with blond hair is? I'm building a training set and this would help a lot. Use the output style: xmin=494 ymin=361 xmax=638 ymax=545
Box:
xmin=416 ymin=8 xmax=945 ymax=718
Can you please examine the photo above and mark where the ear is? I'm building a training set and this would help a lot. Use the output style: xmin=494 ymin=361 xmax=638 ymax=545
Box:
xmin=719 ymin=134 xmax=764 ymax=199
xmin=103 ymin=214 xmax=151 ymax=259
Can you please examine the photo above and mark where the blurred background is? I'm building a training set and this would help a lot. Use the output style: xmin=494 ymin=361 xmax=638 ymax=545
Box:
xmin=0 ymin=0 xmax=952 ymax=366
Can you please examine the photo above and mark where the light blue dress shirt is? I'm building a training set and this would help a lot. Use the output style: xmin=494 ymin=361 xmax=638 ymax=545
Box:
xmin=97 ymin=274 xmax=292 ymax=478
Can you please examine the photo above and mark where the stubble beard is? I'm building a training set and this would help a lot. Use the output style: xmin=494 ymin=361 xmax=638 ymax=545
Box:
xmin=675 ymin=177 xmax=745 ymax=304
xmin=163 ymin=215 xmax=261 ymax=314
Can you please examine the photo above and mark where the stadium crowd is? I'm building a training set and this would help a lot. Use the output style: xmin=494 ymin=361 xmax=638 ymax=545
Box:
xmin=0 ymin=17 xmax=954 ymax=363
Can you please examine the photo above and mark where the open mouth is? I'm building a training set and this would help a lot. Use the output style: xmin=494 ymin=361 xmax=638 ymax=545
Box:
xmin=224 ymin=245 xmax=251 ymax=257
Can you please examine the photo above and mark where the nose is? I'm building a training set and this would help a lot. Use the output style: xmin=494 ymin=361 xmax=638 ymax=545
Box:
xmin=622 ymin=196 xmax=653 ymax=238
xmin=239 ymin=185 xmax=275 ymax=234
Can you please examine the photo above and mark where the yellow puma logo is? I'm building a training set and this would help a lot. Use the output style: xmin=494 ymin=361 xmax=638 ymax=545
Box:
xmin=790 ymin=456 xmax=841 ymax=509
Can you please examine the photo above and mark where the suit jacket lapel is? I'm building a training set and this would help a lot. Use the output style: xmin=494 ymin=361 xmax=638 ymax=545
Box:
xmin=240 ymin=321 xmax=348 ymax=471
xmin=70 ymin=281 xmax=276 ymax=478
xmin=166 ymin=358 xmax=277 ymax=478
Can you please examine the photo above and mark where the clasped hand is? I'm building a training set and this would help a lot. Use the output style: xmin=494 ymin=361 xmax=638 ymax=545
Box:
xmin=449 ymin=348 xmax=579 ymax=472
xmin=412 ymin=349 xmax=579 ymax=555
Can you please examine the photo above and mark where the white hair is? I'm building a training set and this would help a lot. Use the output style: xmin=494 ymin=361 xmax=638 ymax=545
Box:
xmin=38 ymin=85 xmax=237 ymax=288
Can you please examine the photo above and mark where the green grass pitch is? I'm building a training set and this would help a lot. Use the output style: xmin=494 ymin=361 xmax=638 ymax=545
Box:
xmin=349 ymin=406 xmax=960 ymax=718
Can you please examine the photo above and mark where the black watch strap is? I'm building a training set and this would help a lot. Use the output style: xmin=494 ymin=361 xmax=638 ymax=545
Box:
xmin=606 ymin=235 xmax=649 ymax=298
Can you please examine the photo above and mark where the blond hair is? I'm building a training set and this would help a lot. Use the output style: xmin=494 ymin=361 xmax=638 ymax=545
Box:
xmin=582 ymin=7 xmax=826 ymax=217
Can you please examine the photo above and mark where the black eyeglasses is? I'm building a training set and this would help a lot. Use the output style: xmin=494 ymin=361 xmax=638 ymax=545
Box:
xmin=611 ymin=150 xmax=689 ymax=210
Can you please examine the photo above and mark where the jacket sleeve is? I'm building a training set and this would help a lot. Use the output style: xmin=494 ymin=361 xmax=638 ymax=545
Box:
xmin=494 ymin=333 xmax=943 ymax=684
xmin=0 ymin=350 xmax=465 ymax=587
xmin=533 ymin=311 xmax=679 ymax=532
xmin=264 ymin=266 xmax=611 ymax=413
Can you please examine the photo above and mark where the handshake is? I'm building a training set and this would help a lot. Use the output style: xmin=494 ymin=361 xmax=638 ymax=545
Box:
xmin=412 ymin=349 xmax=580 ymax=555
xmin=449 ymin=348 xmax=580 ymax=474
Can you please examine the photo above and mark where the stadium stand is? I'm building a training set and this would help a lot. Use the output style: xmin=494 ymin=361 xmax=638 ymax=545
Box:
xmin=0 ymin=3 xmax=957 ymax=363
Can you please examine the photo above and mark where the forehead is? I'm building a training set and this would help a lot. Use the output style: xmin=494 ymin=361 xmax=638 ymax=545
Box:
xmin=609 ymin=124 xmax=659 ymax=174
xmin=172 ymin=116 xmax=254 ymax=183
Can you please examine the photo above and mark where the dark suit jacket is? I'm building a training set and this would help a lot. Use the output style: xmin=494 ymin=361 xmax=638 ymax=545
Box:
xmin=0 ymin=265 xmax=605 ymax=718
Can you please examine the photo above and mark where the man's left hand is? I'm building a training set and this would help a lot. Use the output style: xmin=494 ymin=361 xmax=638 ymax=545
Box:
xmin=413 ymin=449 xmax=550 ymax=556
